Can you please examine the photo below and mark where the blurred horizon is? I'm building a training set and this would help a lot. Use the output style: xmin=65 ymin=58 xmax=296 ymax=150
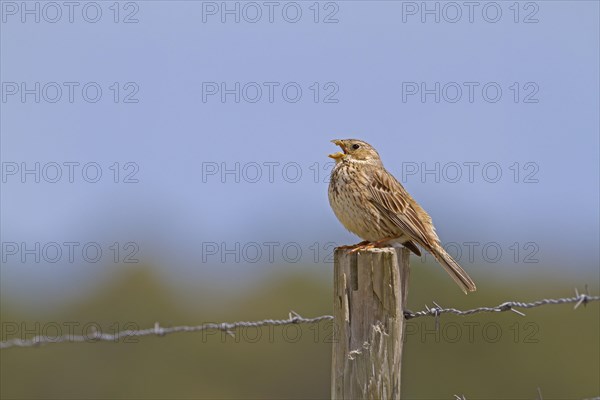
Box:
xmin=1 ymin=261 xmax=598 ymax=399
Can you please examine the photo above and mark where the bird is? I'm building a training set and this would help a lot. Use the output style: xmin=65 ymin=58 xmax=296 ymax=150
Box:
xmin=328 ymin=139 xmax=476 ymax=294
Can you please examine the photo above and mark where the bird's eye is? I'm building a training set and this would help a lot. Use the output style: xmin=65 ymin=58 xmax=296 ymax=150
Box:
xmin=352 ymin=144 xmax=360 ymax=150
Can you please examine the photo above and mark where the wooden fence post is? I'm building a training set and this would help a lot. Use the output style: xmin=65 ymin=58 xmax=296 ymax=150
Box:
xmin=331 ymin=247 xmax=410 ymax=400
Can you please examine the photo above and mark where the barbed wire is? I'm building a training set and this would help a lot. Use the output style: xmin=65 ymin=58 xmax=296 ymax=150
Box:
xmin=1 ymin=289 xmax=597 ymax=350
xmin=0 ymin=312 xmax=333 ymax=350
xmin=404 ymin=288 xmax=599 ymax=320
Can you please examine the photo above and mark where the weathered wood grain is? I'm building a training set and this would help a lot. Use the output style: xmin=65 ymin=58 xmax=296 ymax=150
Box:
xmin=332 ymin=247 xmax=410 ymax=400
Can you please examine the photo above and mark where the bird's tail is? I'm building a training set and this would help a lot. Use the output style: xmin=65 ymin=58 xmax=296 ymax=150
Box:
xmin=430 ymin=244 xmax=477 ymax=294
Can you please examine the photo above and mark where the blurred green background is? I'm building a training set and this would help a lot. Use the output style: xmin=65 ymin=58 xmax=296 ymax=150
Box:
xmin=2 ymin=260 xmax=598 ymax=400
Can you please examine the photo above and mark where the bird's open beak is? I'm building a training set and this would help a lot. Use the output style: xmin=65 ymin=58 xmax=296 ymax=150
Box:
xmin=328 ymin=139 xmax=346 ymax=160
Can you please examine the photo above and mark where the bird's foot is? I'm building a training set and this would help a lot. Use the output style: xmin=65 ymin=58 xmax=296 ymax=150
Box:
xmin=348 ymin=242 xmax=376 ymax=254
xmin=347 ymin=237 xmax=395 ymax=254
xmin=337 ymin=241 xmax=370 ymax=251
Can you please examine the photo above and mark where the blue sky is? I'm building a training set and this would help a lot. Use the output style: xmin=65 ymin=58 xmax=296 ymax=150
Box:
xmin=1 ymin=1 xmax=599 ymax=306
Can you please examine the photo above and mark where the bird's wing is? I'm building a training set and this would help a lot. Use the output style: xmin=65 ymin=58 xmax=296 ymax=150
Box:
xmin=367 ymin=167 xmax=434 ymax=248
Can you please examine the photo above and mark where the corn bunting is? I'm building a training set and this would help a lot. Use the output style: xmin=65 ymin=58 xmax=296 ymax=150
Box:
xmin=328 ymin=139 xmax=476 ymax=293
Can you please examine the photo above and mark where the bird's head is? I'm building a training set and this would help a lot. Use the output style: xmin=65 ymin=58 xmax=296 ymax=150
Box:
xmin=328 ymin=139 xmax=381 ymax=164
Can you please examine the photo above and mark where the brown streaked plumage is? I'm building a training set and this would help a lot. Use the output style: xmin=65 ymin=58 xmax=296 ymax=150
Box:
xmin=328 ymin=139 xmax=476 ymax=294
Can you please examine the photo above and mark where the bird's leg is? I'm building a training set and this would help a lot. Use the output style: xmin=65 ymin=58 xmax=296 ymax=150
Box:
xmin=348 ymin=237 xmax=395 ymax=254
xmin=371 ymin=237 xmax=396 ymax=248
xmin=337 ymin=240 xmax=370 ymax=250
xmin=348 ymin=241 xmax=375 ymax=253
